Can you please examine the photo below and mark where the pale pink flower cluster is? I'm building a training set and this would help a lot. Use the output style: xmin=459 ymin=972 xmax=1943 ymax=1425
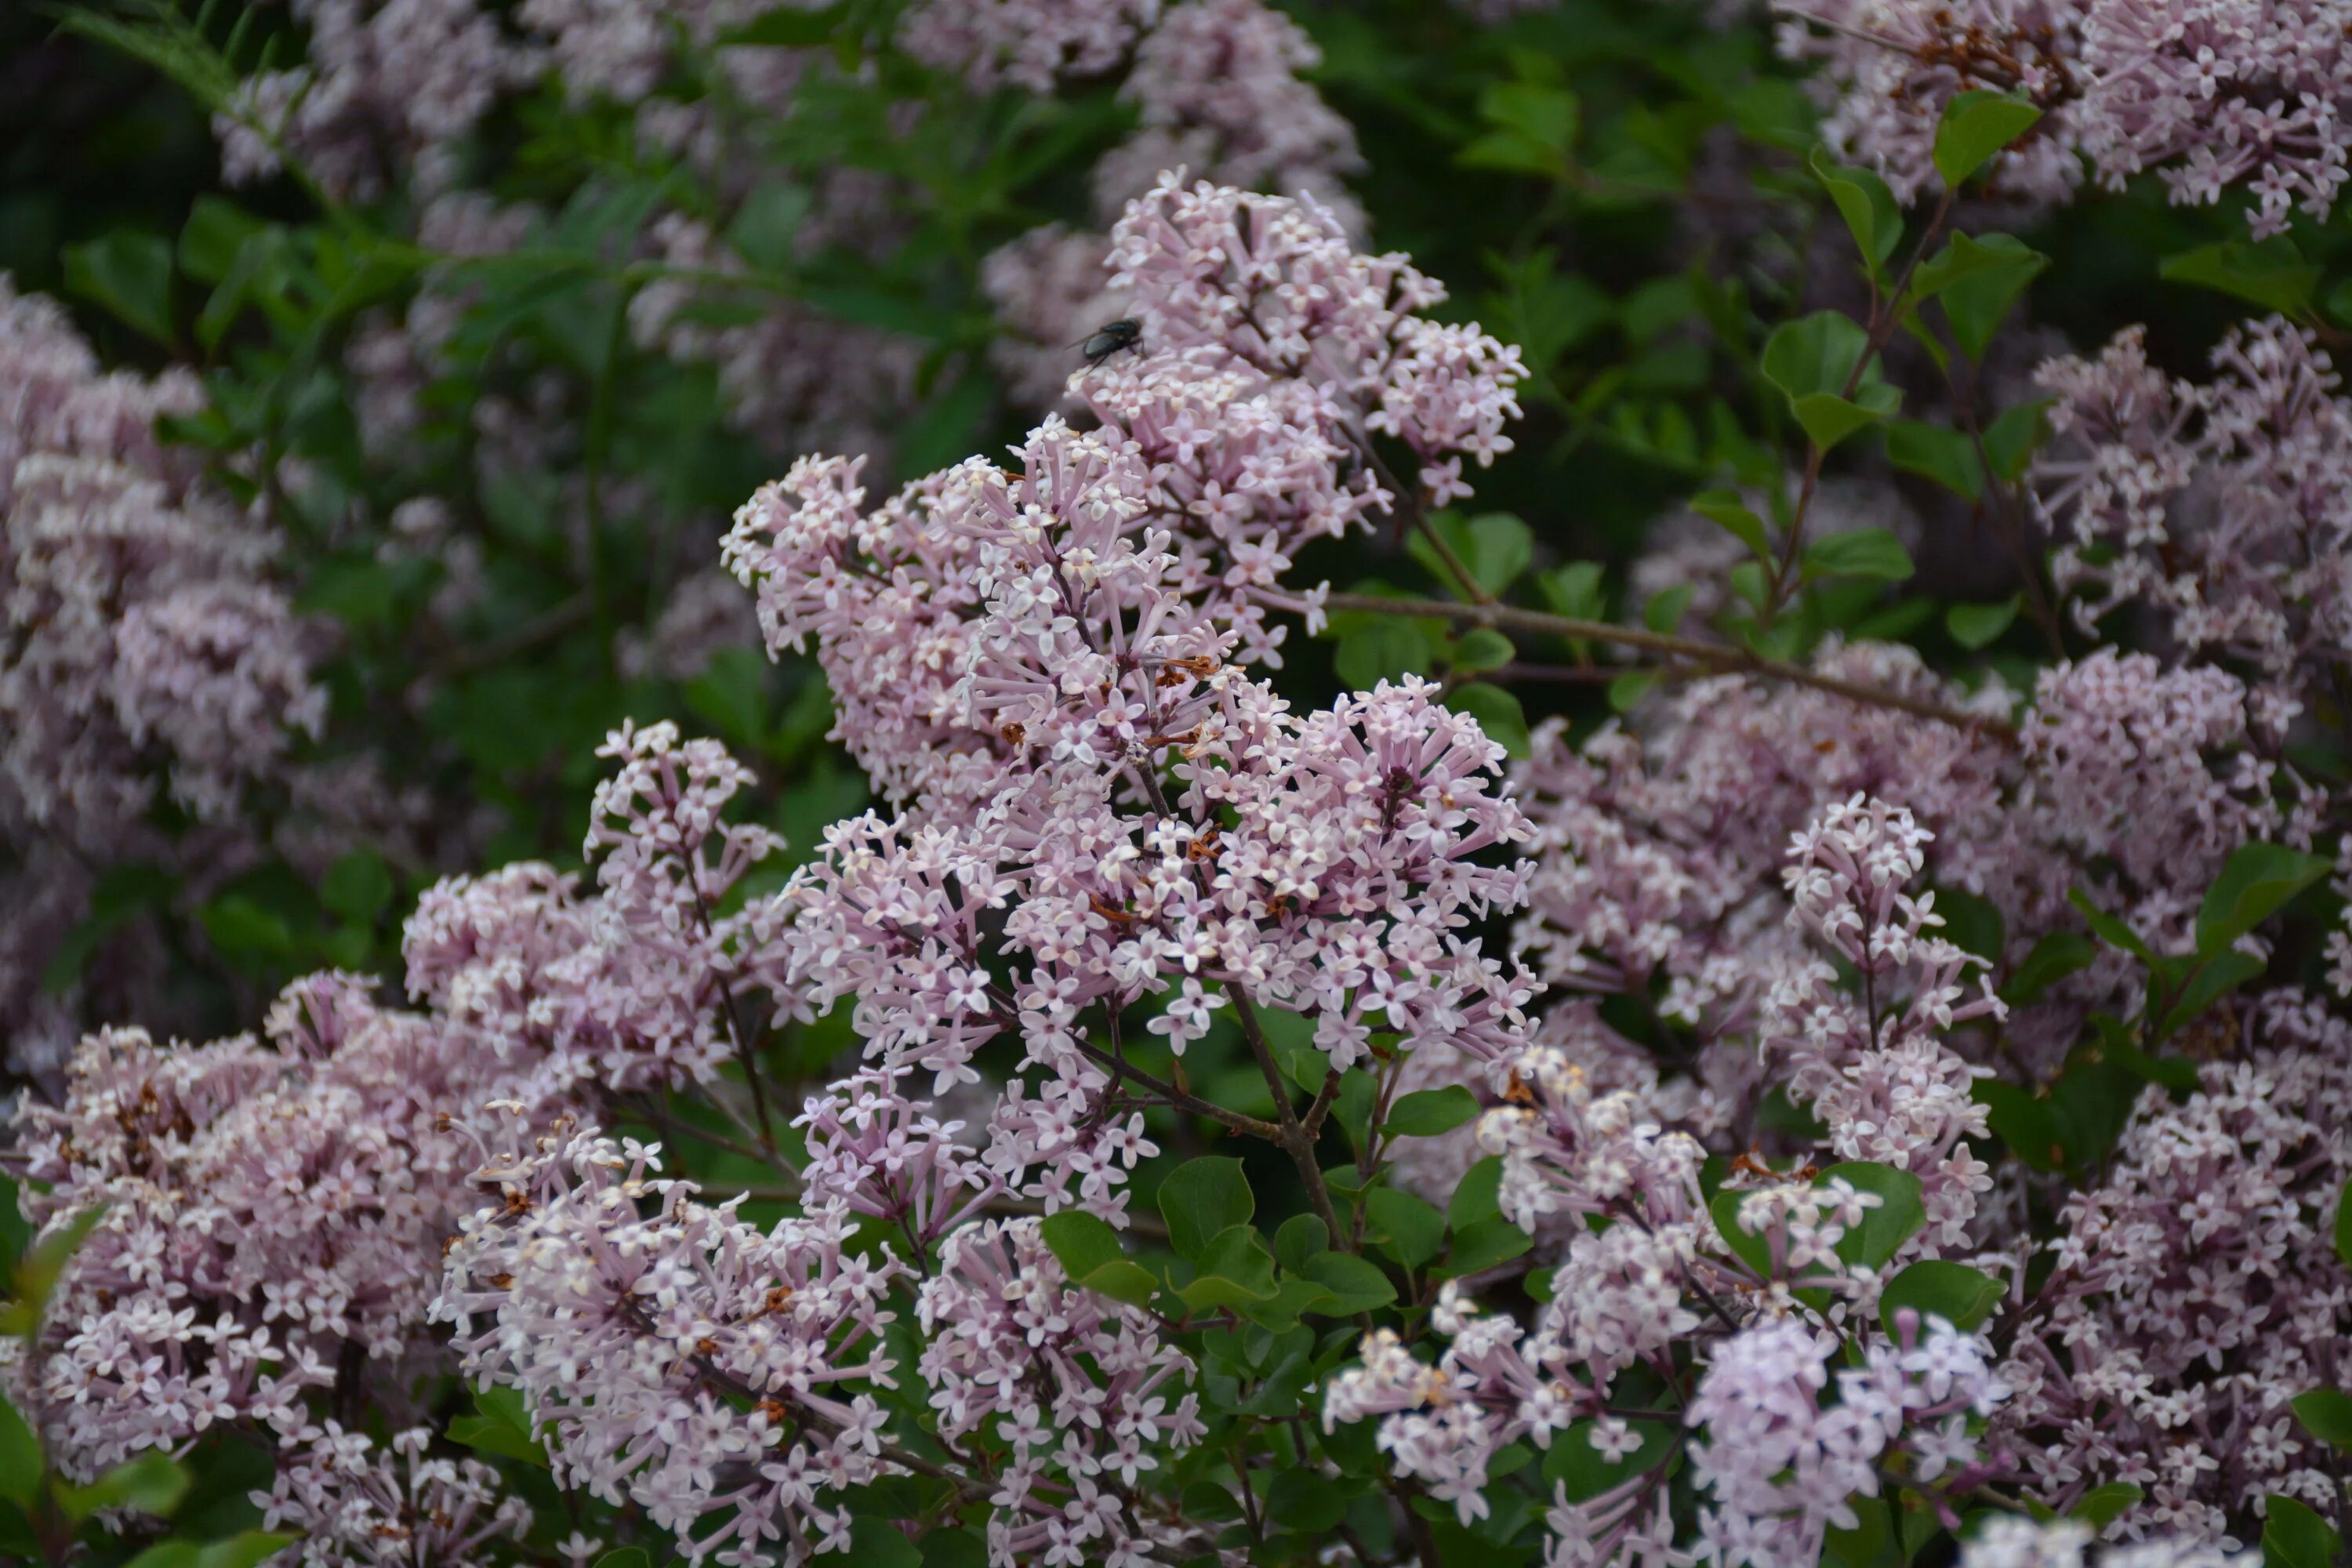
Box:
xmin=433 ymin=1116 xmax=906 ymax=1566
xmin=768 ymin=667 xmax=1531 ymax=1214
xmin=796 ymin=1069 xmax=1003 ymax=1250
xmin=2034 ymin=319 xmax=2352 ymax=731
xmin=2021 ymin=652 xmax=2289 ymax=945
xmin=915 ymin=1217 xmax=1207 ymax=1568
xmin=1687 ymin=1315 xmax=2007 ymax=1568
xmin=216 ymin=0 xmax=533 ymax=199
xmin=1 ymin=278 xmax=324 ymax=846
xmin=1104 ymin=176 xmax=1526 ymax=508
xmin=1962 ymin=1518 xmax=2265 ymax=1568
xmin=731 ymin=187 xmax=1527 ymax=812
xmin=898 ymin=0 xmax=1162 ymax=93
xmin=1322 ymin=1281 xmax=1591 ymax=1524
xmin=402 ymin=720 xmax=799 ymax=1101
xmin=6 ymin=973 xmax=524 ymax=1479
xmin=256 ymin=1425 xmax=532 ymax=1568
xmin=1998 ymin=993 xmax=2352 ymax=1537
xmin=1768 ymin=796 xmax=2001 ymax=1247
xmin=980 ymin=1 xmax=1367 ymax=405
xmin=1775 ymin=0 xmax=2352 ymax=233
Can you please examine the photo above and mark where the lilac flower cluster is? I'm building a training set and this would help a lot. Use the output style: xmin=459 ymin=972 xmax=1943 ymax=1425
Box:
xmin=728 ymin=180 xmax=1527 ymax=818
xmin=979 ymin=0 xmax=1367 ymax=405
xmin=6 ymin=974 xmax=520 ymax=1478
xmin=434 ymin=1116 xmax=906 ymax=1566
xmin=1997 ymin=995 xmax=2352 ymax=1537
xmin=915 ymin=1217 xmax=1206 ymax=1567
xmin=256 ymin=1425 xmax=533 ymax=1568
xmin=1688 ymin=1314 xmax=2005 ymax=1568
xmin=2033 ymin=319 xmax=2352 ymax=733
xmin=1773 ymin=0 xmax=2352 ymax=233
xmin=403 ymin=719 xmax=797 ymax=1102
xmin=1 ymin=277 xmax=327 ymax=1067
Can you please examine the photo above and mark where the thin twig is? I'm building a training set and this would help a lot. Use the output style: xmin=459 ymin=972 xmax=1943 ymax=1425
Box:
xmin=1313 ymin=591 xmax=2017 ymax=741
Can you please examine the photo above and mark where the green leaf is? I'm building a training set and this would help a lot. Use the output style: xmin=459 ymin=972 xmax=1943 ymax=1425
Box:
xmin=63 ymin=231 xmax=176 ymax=347
xmin=1365 ymin=1187 xmax=1446 ymax=1270
xmin=1451 ymin=628 xmax=1515 ymax=673
xmin=1946 ymin=597 xmax=2020 ymax=651
xmin=320 ymin=850 xmax=394 ymax=925
xmin=1820 ymin=1162 xmax=1926 ymax=1269
xmin=2161 ymin=239 xmax=2319 ymax=318
xmin=1608 ymin=669 xmax=1659 ymax=715
xmin=1541 ymin=561 xmax=1607 ymax=623
xmin=728 ymin=183 xmax=812 ymax=273
xmin=2194 ymin=842 xmax=2330 ymax=958
xmin=1907 ymin=232 xmax=2045 ymax=304
xmin=2289 ymin=1388 xmax=2352 ymax=1453
xmin=1933 ymin=92 xmax=2043 ymax=187
xmin=1040 ymin=1211 xmax=1128 ymax=1281
xmin=1544 ymin=1415 xmax=1675 ymax=1503
xmin=1440 ymin=1217 xmax=1533 ymax=1278
xmin=2071 ymin=1484 xmax=2142 ymax=1531
xmin=194 ymin=1533 xmax=300 ymax=1568
xmin=1465 ymin=514 xmax=1536 ymax=594
xmin=2003 ymin=931 xmax=2096 ymax=1007
xmin=2068 ymin=887 xmax=2156 ymax=966
xmin=1690 ymin=491 xmax=1773 ymax=561
xmin=1273 ymin=1214 xmax=1330 ymax=1273
xmin=1450 ymin=1156 xmax=1504 ymax=1230
xmin=1158 ymin=1158 xmax=1254 ymax=1261
xmin=1073 ymin=1259 xmax=1160 ymax=1306
xmin=1804 ymin=383 xmax=1904 ymax=450
xmin=1386 ymin=1086 xmax=1482 ymax=1138
xmin=842 ymin=1518 xmax=923 ymax=1568
xmin=0 ymin=1394 xmax=39 ymax=1508
xmin=55 ymin=1450 xmax=188 ymax=1526
xmin=2262 ymin=1495 xmax=2339 ymax=1568
xmin=177 ymin=197 xmax=263 ymax=286
xmin=1803 ymin=528 xmax=1915 ymax=583
xmin=1644 ymin=584 xmax=1697 ymax=633
xmin=1928 ymin=234 xmax=2048 ymax=362
xmin=1809 ymin=149 xmax=1903 ymax=270
xmin=1887 ymin=420 xmax=1985 ymax=500
xmin=1444 ymin=684 xmax=1531 ymax=760
xmin=1483 ymin=82 xmax=1580 ymax=154
xmin=719 ymin=5 xmax=844 ymax=45
xmin=1982 ymin=398 xmax=2051 ymax=479
xmin=1878 ymin=1260 xmax=2006 ymax=1332
xmin=12 ymin=1205 xmax=106 ymax=1330
xmin=594 ymin=1553 xmax=654 ymax=1568
xmin=1458 ymin=83 xmax=1580 ymax=176
xmin=1176 ymin=1225 xmax=1279 ymax=1312
xmin=448 ymin=1385 xmax=549 ymax=1468
xmin=1299 ymin=1251 xmax=1398 ymax=1316
xmin=1335 ymin=621 xmax=1432 ymax=689
xmin=1762 ymin=310 xmax=1872 ymax=401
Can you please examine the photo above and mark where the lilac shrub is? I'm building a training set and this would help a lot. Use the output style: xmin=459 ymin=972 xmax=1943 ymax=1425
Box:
xmin=13 ymin=0 xmax=2352 ymax=1560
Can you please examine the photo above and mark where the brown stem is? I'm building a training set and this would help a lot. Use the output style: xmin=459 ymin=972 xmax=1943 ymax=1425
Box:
xmin=1225 ymin=988 xmax=1351 ymax=1272
xmin=1314 ymin=592 xmax=2016 ymax=741
xmin=1066 ymin=1034 xmax=1285 ymax=1141
xmin=1766 ymin=185 xmax=1958 ymax=620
